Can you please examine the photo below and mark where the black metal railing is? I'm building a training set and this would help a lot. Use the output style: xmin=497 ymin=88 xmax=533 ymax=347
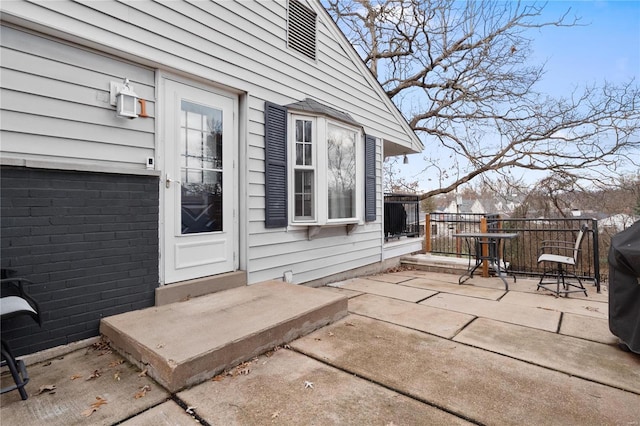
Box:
xmin=425 ymin=213 xmax=601 ymax=290
xmin=427 ymin=213 xmax=491 ymax=255
xmin=384 ymin=193 xmax=420 ymax=241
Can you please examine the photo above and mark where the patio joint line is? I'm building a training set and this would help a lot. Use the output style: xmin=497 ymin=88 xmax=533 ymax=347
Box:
xmin=450 ymin=289 xmax=508 ymax=302
xmin=112 ymin=397 xmax=174 ymax=425
xmin=415 ymin=292 xmax=439 ymax=303
xmin=289 ymin=347 xmax=486 ymax=426
xmin=556 ymin=312 xmax=564 ymax=334
xmin=452 ymin=316 xmax=480 ymax=339
xmin=170 ymin=394 xmax=212 ymax=426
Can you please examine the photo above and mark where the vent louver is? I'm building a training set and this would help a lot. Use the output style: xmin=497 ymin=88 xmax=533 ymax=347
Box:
xmin=288 ymin=0 xmax=317 ymax=61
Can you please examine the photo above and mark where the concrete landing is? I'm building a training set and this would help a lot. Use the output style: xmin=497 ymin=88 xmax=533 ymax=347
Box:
xmin=100 ymin=281 xmax=348 ymax=393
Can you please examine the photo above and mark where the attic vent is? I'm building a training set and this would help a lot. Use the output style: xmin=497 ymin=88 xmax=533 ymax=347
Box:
xmin=288 ymin=0 xmax=317 ymax=60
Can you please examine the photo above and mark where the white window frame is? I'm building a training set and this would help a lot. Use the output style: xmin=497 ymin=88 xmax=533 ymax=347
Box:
xmin=289 ymin=114 xmax=364 ymax=226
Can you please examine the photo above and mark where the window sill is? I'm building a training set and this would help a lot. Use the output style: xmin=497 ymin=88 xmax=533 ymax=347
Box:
xmin=289 ymin=222 xmax=360 ymax=240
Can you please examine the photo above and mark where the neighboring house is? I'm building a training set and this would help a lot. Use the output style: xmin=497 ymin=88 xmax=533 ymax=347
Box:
xmin=443 ymin=199 xmax=486 ymax=215
xmin=0 ymin=0 xmax=423 ymax=356
xmin=424 ymin=199 xmax=488 ymax=237
xmin=599 ymin=214 xmax=639 ymax=232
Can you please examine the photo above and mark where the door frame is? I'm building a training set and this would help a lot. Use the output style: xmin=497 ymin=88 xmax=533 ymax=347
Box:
xmin=157 ymin=72 xmax=241 ymax=285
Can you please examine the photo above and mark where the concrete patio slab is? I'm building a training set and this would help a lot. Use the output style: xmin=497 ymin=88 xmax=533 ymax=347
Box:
xmin=178 ymin=348 xmax=471 ymax=425
xmin=399 ymin=277 xmax=506 ymax=300
xmin=119 ymin=400 xmax=194 ymax=425
xmin=331 ymin=277 xmax=435 ymax=302
xmin=560 ymin=312 xmax=619 ymax=345
xmin=100 ymin=281 xmax=347 ymax=393
xmin=318 ymin=286 xmax=363 ymax=298
xmin=292 ymin=315 xmax=640 ymax=425
xmin=453 ymin=317 xmax=640 ymax=394
xmin=0 ymin=343 xmax=168 ymax=426
xmin=499 ymin=290 xmax=608 ymax=319
xmin=419 ymin=292 xmax=561 ymax=332
xmin=364 ymin=273 xmax=416 ymax=284
xmin=348 ymin=293 xmax=475 ymax=338
xmin=404 ymin=270 xmax=540 ymax=295
xmin=391 ymin=269 xmax=463 ymax=283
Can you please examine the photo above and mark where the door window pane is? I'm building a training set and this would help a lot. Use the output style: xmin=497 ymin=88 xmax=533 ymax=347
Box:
xmin=180 ymin=100 xmax=223 ymax=234
xmin=181 ymin=170 xmax=222 ymax=234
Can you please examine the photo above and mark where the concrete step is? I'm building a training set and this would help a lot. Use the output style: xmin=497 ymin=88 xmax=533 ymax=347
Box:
xmin=401 ymin=253 xmax=470 ymax=274
xmin=155 ymin=271 xmax=247 ymax=306
xmin=100 ymin=281 xmax=348 ymax=393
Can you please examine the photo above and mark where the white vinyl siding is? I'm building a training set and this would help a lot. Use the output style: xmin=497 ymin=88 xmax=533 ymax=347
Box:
xmin=0 ymin=25 xmax=155 ymax=170
xmin=0 ymin=0 xmax=410 ymax=285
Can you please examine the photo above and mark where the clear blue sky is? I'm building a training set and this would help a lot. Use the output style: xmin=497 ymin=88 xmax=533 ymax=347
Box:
xmin=407 ymin=0 xmax=640 ymax=192
xmin=530 ymin=0 xmax=640 ymax=95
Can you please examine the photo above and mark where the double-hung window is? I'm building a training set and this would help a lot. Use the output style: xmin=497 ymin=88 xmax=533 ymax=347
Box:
xmin=264 ymin=100 xmax=376 ymax=229
xmin=293 ymin=118 xmax=315 ymax=220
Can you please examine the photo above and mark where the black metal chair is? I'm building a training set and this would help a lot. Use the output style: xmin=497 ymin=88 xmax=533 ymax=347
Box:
xmin=536 ymin=224 xmax=589 ymax=297
xmin=1 ymin=272 xmax=42 ymax=400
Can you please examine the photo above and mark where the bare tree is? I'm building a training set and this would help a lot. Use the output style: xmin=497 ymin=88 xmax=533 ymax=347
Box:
xmin=383 ymin=157 xmax=420 ymax=193
xmin=325 ymin=0 xmax=640 ymax=199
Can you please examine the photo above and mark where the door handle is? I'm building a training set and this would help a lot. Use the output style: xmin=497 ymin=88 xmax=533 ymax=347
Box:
xmin=165 ymin=175 xmax=182 ymax=189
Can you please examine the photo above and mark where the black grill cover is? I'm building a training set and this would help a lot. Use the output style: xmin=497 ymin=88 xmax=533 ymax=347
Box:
xmin=608 ymin=220 xmax=640 ymax=353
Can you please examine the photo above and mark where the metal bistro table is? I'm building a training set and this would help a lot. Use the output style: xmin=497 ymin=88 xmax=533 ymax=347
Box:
xmin=453 ymin=232 xmax=519 ymax=290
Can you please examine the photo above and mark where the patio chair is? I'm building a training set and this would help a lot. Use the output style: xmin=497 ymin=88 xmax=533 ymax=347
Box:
xmin=1 ymin=272 xmax=42 ymax=400
xmin=536 ymin=224 xmax=589 ymax=297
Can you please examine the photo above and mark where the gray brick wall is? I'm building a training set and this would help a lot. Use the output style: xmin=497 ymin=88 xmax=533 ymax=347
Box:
xmin=1 ymin=167 xmax=159 ymax=356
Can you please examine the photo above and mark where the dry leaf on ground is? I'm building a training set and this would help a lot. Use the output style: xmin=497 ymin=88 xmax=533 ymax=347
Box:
xmin=70 ymin=374 xmax=82 ymax=380
xmin=35 ymin=384 xmax=56 ymax=395
xmin=229 ymin=361 xmax=253 ymax=377
xmin=81 ymin=396 xmax=108 ymax=417
xmin=138 ymin=368 xmax=148 ymax=377
xmin=86 ymin=369 xmax=102 ymax=381
xmin=134 ymin=385 xmax=151 ymax=399
xmin=109 ymin=359 xmax=125 ymax=368
xmin=92 ymin=338 xmax=111 ymax=352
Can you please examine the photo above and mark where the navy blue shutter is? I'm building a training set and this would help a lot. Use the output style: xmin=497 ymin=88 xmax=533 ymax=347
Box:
xmin=365 ymin=135 xmax=376 ymax=222
xmin=264 ymin=102 xmax=288 ymax=228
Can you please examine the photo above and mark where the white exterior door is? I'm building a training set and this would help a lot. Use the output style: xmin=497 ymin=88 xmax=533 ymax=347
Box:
xmin=162 ymin=79 xmax=237 ymax=284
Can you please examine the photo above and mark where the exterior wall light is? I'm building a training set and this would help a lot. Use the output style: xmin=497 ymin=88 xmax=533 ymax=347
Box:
xmin=116 ymin=78 xmax=139 ymax=118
